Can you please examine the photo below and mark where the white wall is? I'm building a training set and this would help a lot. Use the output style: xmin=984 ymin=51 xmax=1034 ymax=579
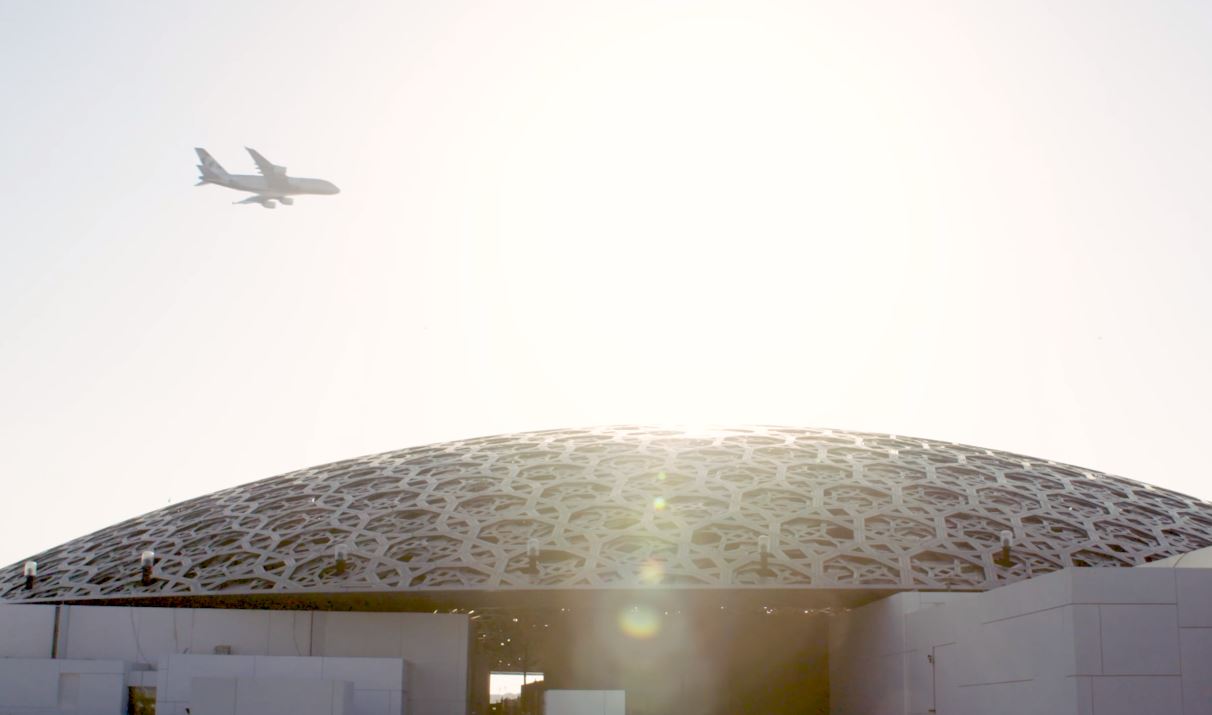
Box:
xmin=155 ymin=654 xmax=401 ymax=715
xmin=58 ymin=605 xmax=312 ymax=662
xmin=315 ymin=612 xmax=469 ymax=715
xmin=0 ymin=604 xmax=57 ymax=658
xmin=0 ymin=658 xmax=132 ymax=715
xmin=830 ymin=568 xmax=1212 ymax=715
xmin=0 ymin=605 xmax=468 ymax=715
xmin=191 ymin=676 xmax=354 ymax=715
xmin=544 ymin=690 xmax=625 ymax=715
xmin=828 ymin=591 xmax=971 ymax=715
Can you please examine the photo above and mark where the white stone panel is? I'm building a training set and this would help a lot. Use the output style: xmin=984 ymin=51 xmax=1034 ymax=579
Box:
xmin=321 ymin=656 xmax=405 ymax=691
xmin=233 ymin=677 xmax=350 ymax=715
xmin=1091 ymin=675 xmax=1182 ymax=715
xmin=0 ymin=659 xmax=130 ymax=714
xmin=1070 ymin=568 xmax=1176 ymax=605
xmin=61 ymin=605 xmax=179 ymax=663
xmin=254 ymin=654 xmax=324 ymax=679
xmin=1099 ymin=604 xmax=1180 ymax=675
xmin=352 ymin=688 xmax=391 ymax=715
xmin=190 ymin=608 xmax=282 ymax=656
xmin=0 ymin=604 xmax=56 ymax=658
xmin=190 ymin=676 xmax=354 ymax=715
xmin=396 ymin=614 xmax=466 ymax=712
xmin=157 ymin=654 xmax=257 ymax=704
xmin=0 ymin=659 xmax=60 ymax=707
xmin=156 ymin=654 xmax=404 ymax=715
xmin=905 ymin=597 xmax=965 ymax=652
xmin=1177 ymin=570 xmax=1212 ymax=627
xmin=267 ymin=610 xmax=313 ymax=656
xmin=544 ymin=689 xmax=625 ymax=715
xmin=1180 ymin=628 xmax=1212 ymax=715
xmin=1065 ymin=605 xmax=1102 ymax=675
xmin=930 ymin=642 xmax=968 ymax=715
xmin=317 ymin=612 xmax=401 ymax=658
xmin=317 ymin=612 xmax=465 ymax=715
xmin=1075 ymin=676 xmax=1094 ymax=715
xmin=955 ymin=606 xmax=1070 ymax=685
xmin=79 ymin=672 xmax=127 ymax=715
xmin=191 ymin=676 xmax=237 ymax=715
xmin=830 ymin=601 xmax=911 ymax=715
xmin=59 ymin=605 xmax=315 ymax=662
xmin=978 ymin=568 xmax=1074 ymax=623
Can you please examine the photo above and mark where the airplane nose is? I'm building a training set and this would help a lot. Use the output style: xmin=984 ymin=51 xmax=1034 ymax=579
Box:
xmin=329 ymin=183 xmax=340 ymax=194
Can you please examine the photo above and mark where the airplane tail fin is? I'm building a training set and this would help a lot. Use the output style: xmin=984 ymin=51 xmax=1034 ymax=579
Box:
xmin=194 ymin=148 xmax=231 ymax=184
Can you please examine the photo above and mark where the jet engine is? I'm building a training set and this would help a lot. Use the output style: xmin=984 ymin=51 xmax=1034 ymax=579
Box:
xmin=278 ymin=197 xmax=294 ymax=206
xmin=261 ymin=200 xmax=277 ymax=209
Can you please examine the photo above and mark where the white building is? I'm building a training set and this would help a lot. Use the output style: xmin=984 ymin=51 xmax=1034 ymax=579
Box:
xmin=3 ymin=427 xmax=1210 ymax=714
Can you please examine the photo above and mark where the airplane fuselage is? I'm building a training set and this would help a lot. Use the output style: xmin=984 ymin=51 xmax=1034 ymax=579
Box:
xmin=215 ymin=174 xmax=340 ymax=198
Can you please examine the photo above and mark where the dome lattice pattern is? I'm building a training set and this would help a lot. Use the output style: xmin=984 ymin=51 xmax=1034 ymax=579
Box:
xmin=6 ymin=426 xmax=1212 ymax=601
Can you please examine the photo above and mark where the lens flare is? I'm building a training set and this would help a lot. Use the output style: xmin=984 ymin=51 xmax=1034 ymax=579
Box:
xmin=652 ymin=496 xmax=667 ymax=511
xmin=618 ymin=605 xmax=660 ymax=639
xmin=639 ymin=557 xmax=664 ymax=584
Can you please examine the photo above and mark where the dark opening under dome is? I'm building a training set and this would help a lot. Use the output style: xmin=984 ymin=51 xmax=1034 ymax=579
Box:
xmin=6 ymin=426 xmax=1212 ymax=604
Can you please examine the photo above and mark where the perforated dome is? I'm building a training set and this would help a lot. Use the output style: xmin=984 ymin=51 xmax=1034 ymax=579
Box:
xmin=6 ymin=426 xmax=1212 ymax=603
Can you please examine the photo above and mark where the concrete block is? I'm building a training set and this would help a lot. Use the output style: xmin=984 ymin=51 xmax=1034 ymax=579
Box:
xmin=1099 ymin=605 xmax=1180 ymax=675
xmin=1180 ymin=628 xmax=1212 ymax=715
xmin=1091 ymin=675 xmax=1182 ymax=715
xmin=1177 ymin=569 xmax=1212 ymax=627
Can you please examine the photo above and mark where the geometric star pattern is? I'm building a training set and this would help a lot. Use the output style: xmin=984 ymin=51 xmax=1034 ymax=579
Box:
xmin=5 ymin=426 xmax=1212 ymax=602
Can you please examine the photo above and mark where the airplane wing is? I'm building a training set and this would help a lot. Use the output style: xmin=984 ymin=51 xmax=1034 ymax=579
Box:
xmin=245 ymin=147 xmax=288 ymax=188
xmin=234 ymin=195 xmax=277 ymax=208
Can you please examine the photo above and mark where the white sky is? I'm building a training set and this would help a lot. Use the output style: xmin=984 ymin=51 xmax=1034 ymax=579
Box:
xmin=2 ymin=1 xmax=1211 ymax=568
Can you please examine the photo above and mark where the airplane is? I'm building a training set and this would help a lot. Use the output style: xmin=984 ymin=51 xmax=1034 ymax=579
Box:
xmin=194 ymin=147 xmax=339 ymax=208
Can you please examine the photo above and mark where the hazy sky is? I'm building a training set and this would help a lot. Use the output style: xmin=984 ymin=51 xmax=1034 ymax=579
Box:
xmin=3 ymin=1 xmax=1211 ymax=568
